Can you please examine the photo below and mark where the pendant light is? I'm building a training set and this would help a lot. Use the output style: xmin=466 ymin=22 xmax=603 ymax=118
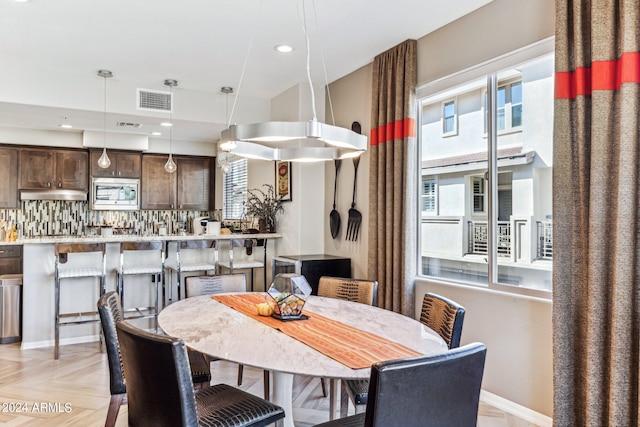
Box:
xmin=219 ymin=0 xmax=367 ymax=162
xmin=97 ymin=70 xmax=113 ymax=169
xmin=217 ymin=86 xmax=233 ymax=175
xmin=164 ymin=79 xmax=178 ymax=173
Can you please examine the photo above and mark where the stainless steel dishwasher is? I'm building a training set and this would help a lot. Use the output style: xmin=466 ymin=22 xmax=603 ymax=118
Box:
xmin=0 ymin=245 xmax=23 ymax=343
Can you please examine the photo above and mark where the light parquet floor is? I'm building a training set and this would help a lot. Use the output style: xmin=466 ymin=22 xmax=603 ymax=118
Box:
xmin=0 ymin=342 xmax=540 ymax=426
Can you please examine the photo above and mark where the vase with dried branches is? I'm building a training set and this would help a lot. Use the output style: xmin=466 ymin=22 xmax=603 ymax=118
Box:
xmin=245 ymin=184 xmax=285 ymax=233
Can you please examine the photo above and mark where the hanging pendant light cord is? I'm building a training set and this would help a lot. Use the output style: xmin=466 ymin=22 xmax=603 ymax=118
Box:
xmin=228 ymin=0 xmax=264 ymax=127
xmin=229 ymin=0 xmax=334 ymax=126
xmin=300 ymin=0 xmax=317 ymax=122
xmin=169 ymin=85 xmax=173 ymax=153
xmin=311 ymin=0 xmax=336 ymax=125
xmin=103 ymin=75 xmax=107 ymax=148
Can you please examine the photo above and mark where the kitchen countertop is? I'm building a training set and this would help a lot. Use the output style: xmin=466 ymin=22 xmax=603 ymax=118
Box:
xmin=2 ymin=232 xmax=282 ymax=245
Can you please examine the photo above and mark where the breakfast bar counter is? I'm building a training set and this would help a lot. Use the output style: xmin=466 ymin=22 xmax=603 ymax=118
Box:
xmin=18 ymin=233 xmax=281 ymax=350
xmin=13 ymin=232 xmax=281 ymax=245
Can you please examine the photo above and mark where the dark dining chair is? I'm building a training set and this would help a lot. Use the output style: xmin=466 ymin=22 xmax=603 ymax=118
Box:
xmin=313 ymin=342 xmax=487 ymax=427
xmin=97 ymin=292 xmax=212 ymax=427
xmin=315 ymin=276 xmax=378 ymax=418
xmin=116 ymin=320 xmax=285 ymax=427
xmin=341 ymin=291 xmax=466 ymax=417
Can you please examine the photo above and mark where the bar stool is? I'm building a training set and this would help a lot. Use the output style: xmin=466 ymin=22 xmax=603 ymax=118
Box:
xmin=116 ymin=241 xmax=165 ymax=327
xmin=165 ymin=239 xmax=218 ymax=302
xmin=218 ymin=238 xmax=265 ymax=291
xmin=54 ymin=242 xmax=106 ymax=360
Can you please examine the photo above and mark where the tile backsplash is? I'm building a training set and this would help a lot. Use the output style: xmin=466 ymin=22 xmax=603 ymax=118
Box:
xmin=0 ymin=201 xmax=216 ymax=237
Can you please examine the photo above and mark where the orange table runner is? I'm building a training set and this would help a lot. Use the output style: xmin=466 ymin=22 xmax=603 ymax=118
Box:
xmin=212 ymin=293 xmax=421 ymax=369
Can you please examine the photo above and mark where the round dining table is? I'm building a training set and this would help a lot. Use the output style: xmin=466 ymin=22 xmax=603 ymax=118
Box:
xmin=158 ymin=294 xmax=448 ymax=427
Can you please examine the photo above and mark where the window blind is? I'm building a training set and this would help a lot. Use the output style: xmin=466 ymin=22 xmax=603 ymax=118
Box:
xmin=222 ymin=158 xmax=248 ymax=219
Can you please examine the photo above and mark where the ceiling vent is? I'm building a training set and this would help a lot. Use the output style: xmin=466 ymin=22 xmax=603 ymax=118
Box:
xmin=137 ymin=88 xmax=172 ymax=112
xmin=116 ymin=122 xmax=142 ymax=128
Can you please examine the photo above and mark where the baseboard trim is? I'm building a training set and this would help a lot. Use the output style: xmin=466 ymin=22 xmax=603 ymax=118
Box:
xmin=480 ymin=390 xmax=552 ymax=427
xmin=20 ymin=335 xmax=99 ymax=350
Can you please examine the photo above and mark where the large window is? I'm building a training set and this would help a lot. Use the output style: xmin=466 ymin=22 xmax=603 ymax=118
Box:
xmin=417 ymin=39 xmax=554 ymax=296
xmin=222 ymin=158 xmax=248 ymax=219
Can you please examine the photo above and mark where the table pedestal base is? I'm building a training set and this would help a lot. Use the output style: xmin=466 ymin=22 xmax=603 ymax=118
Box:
xmin=272 ymin=371 xmax=295 ymax=427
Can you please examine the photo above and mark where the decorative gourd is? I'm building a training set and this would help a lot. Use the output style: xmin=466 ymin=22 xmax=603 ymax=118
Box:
xmin=256 ymin=302 xmax=274 ymax=316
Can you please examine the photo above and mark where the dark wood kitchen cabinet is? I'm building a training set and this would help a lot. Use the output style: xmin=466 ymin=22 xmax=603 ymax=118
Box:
xmin=19 ymin=148 xmax=88 ymax=191
xmin=141 ymin=154 xmax=213 ymax=210
xmin=90 ymin=150 xmax=141 ymax=178
xmin=0 ymin=147 xmax=18 ymax=208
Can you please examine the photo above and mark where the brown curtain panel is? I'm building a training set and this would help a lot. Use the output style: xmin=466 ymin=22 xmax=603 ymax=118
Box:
xmin=368 ymin=39 xmax=417 ymax=315
xmin=554 ymin=1 xmax=640 ymax=426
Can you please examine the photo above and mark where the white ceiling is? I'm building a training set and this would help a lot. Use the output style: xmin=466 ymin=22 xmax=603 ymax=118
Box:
xmin=0 ymin=0 xmax=492 ymax=145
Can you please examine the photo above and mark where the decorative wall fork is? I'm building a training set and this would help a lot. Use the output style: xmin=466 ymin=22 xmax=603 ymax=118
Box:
xmin=346 ymin=122 xmax=363 ymax=241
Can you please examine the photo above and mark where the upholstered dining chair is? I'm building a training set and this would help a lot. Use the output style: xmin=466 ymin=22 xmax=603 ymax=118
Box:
xmin=313 ymin=342 xmax=487 ymax=427
xmin=419 ymin=292 xmax=466 ymax=350
xmin=116 ymin=320 xmax=285 ymax=427
xmin=97 ymin=292 xmax=212 ymax=427
xmin=316 ymin=276 xmax=378 ymax=418
xmin=184 ymin=273 xmax=271 ymax=400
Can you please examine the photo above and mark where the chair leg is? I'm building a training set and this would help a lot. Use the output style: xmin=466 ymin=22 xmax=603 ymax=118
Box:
xmin=320 ymin=377 xmax=328 ymax=397
xmin=329 ymin=379 xmax=337 ymax=420
xmin=237 ymin=364 xmax=244 ymax=386
xmin=340 ymin=381 xmax=349 ymax=418
xmin=105 ymin=393 xmax=125 ymax=427
xmin=263 ymin=369 xmax=270 ymax=400
xmin=54 ymin=274 xmax=60 ymax=360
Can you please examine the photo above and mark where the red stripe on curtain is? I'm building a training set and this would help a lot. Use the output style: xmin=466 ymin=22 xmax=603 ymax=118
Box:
xmin=370 ymin=118 xmax=416 ymax=146
xmin=555 ymin=51 xmax=640 ymax=98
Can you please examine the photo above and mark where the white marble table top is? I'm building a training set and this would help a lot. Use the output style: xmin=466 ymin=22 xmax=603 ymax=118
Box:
xmin=158 ymin=294 xmax=448 ymax=380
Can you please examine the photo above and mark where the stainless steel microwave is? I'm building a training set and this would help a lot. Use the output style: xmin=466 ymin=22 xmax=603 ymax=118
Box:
xmin=90 ymin=177 xmax=140 ymax=211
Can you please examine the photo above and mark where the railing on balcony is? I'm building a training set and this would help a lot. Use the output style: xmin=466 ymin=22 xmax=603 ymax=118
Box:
xmin=536 ymin=221 xmax=553 ymax=260
xmin=467 ymin=220 xmax=511 ymax=257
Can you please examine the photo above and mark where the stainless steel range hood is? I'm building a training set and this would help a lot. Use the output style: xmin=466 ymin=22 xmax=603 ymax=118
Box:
xmin=20 ymin=189 xmax=87 ymax=201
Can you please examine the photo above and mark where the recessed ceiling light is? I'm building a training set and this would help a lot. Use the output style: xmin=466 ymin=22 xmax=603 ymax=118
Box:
xmin=274 ymin=44 xmax=294 ymax=53
xmin=59 ymin=124 xmax=73 ymax=129
xmin=160 ymin=122 xmax=173 ymax=127
xmin=151 ymin=131 xmax=162 ymax=136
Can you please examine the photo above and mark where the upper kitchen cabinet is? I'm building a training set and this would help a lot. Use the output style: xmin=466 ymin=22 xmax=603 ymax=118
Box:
xmin=176 ymin=156 xmax=213 ymax=211
xmin=141 ymin=154 xmax=213 ymax=210
xmin=90 ymin=150 xmax=141 ymax=178
xmin=141 ymin=154 xmax=177 ymax=210
xmin=0 ymin=147 xmax=18 ymax=208
xmin=19 ymin=148 xmax=88 ymax=191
